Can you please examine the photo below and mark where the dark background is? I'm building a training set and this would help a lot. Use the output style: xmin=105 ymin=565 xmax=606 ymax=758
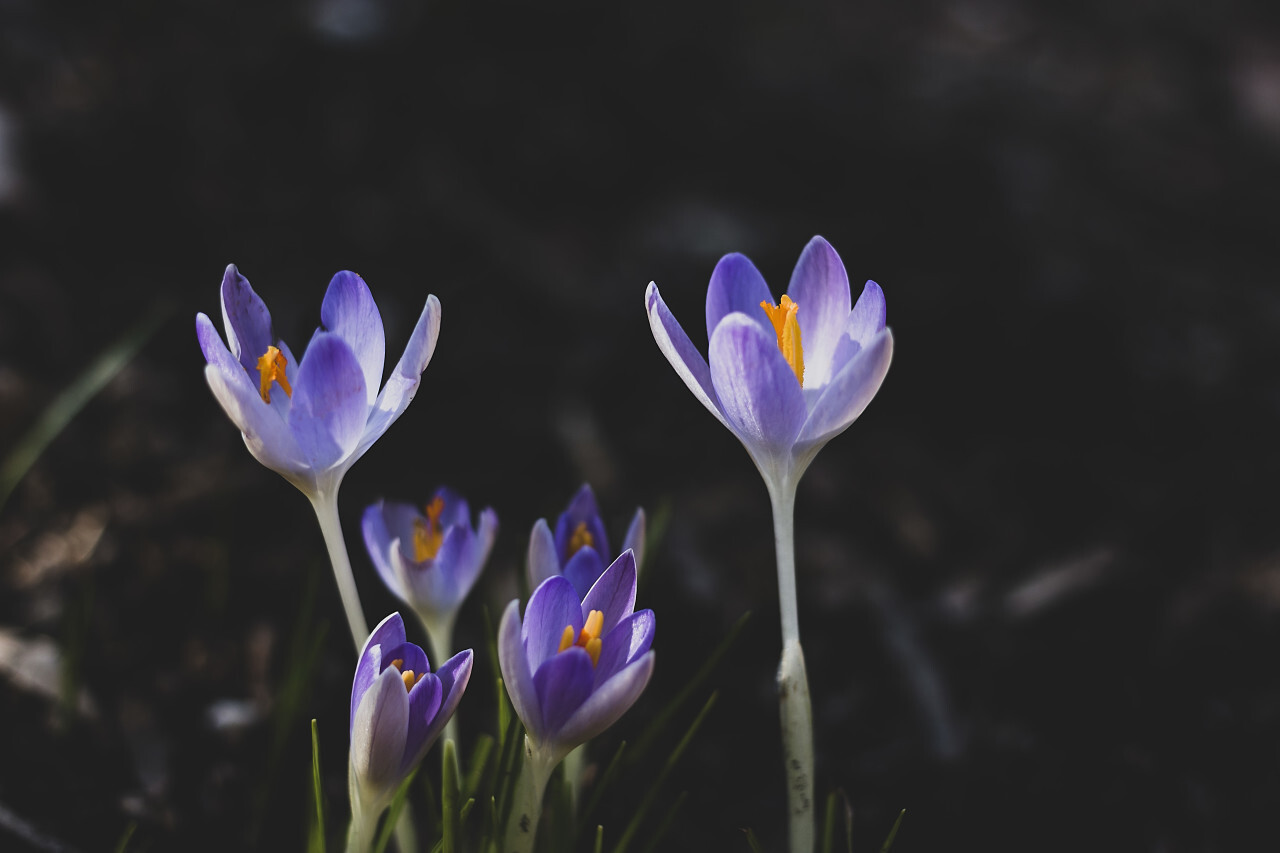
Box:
xmin=2 ymin=0 xmax=1280 ymax=850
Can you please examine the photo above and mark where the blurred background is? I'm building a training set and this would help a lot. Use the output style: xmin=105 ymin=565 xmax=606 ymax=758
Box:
xmin=2 ymin=0 xmax=1280 ymax=850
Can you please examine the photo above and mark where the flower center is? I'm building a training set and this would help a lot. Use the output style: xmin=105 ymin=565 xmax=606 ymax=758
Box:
xmin=759 ymin=295 xmax=805 ymax=385
xmin=388 ymin=658 xmax=426 ymax=692
xmin=557 ymin=609 xmax=604 ymax=666
xmin=568 ymin=521 xmax=594 ymax=556
xmin=412 ymin=496 xmax=446 ymax=561
xmin=255 ymin=345 xmax=293 ymax=404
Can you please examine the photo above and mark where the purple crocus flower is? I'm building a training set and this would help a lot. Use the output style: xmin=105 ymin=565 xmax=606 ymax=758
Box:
xmin=348 ymin=613 xmax=472 ymax=827
xmin=527 ymin=484 xmax=645 ymax=598
xmin=499 ymin=549 xmax=654 ymax=767
xmin=645 ymin=236 xmax=892 ymax=490
xmin=362 ymin=488 xmax=498 ymax=663
xmin=196 ymin=265 xmax=441 ymax=499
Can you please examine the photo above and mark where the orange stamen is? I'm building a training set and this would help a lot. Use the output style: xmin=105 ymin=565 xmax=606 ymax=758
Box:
xmin=557 ymin=609 xmax=605 ymax=666
xmin=759 ymin=295 xmax=805 ymax=384
xmin=568 ymin=521 xmax=594 ymax=556
xmin=255 ymin=345 xmax=292 ymax=404
xmin=412 ymin=496 xmax=446 ymax=561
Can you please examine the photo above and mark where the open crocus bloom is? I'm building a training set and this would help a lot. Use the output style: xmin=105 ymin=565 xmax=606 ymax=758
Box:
xmin=349 ymin=613 xmax=472 ymax=813
xmin=499 ymin=550 xmax=654 ymax=766
xmin=645 ymin=236 xmax=893 ymax=492
xmin=527 ymin=484 xmax=645 ymax=597
xmin=362 ymin=489 xmax=498 ymax=655
xmin=196 ymin=265 xmax=441 ymax=499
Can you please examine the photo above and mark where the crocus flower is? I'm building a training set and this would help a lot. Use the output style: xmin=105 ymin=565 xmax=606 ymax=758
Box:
xmin=348 ymin=613 xmax=472 ymax=849
xmin=196 ymin=264 xmax=441 ymax=500
xmin=499 ymin=549 xmax=654 ymax=768
xmin=362 ymin=489 xmax=498 ymax=664
xmin=527 ymin=484 xmax=645 ymax=598
xmin=645 ymin=236 xmax=892 ymax=492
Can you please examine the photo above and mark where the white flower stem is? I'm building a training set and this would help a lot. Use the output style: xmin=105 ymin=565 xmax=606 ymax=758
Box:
xmin=311 ymin=493 xmax=369 ymax=652
xmin=769 ymin=483 xmax=815 ymax=853
xmin=502 ymin=736 xmax=555 ymax=853
xmin=344 ymin=797 xmax=380 ymax=853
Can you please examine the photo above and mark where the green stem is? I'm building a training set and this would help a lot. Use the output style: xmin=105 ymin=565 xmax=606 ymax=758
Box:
xmin=769 ymin=484 xmax=814 ymax=853
xmin=502 ymin=736 xmax=555 ymax=853
xmin=311 ymin=492 xmax=369 ymax=651
xmin=345 ymin=798 xmax=380 ymax=853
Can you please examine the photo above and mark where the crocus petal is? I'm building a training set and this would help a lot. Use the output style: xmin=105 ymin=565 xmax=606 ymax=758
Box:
xmin=704 ymin=252 xmax=774 ymax=342
xmin=708 ymin=313 xmax=807 ymax=459
xmin=361 ymin=501 xmax=399 ymax=593
xmin=498 ymin=600 xmax=542 ymax=736
xmin=527 ymin=519 xmax=560 ymax=589
xmin=289 ymin=332 xmax=368 ymax=471
xmin=352 ymin=613 xmax=407 ymax=735
xmin=321 ymin=271 xmax=385 ymax=410
xmin=561 ymin=547 xmax=605 ymax=600
xmin=382 ymin=641 xmax=430 ymax=679
xmin=458 ymin=507 xmax=498 ymax=595
xmin=581 ymin=550 xmax=637 ymax=636
xmin=434 ymin=486 xmax=471 ymax=530
xmin=797 ymin=328 xmax=894 ymax=446
xmin=847 ymin=280 xmax=887 ymax=347
xmin=396 ymin=526 xmax=470 ymax=612
xmin=554 ymin=651 xmax=655 ymax=752
xmin=203 ymin=361 xmax=308 ymax=479
xmin=533 ymin=646 xmax=596 ymax=736
xmin=592 ymin=609 xmax=655 ymax=685
xmin=645 ymin=283 xmax=729 ymax=429
xmin=356 ymin=295 xmax=441 ymax=461
xmin=420 ymin=649 xmax=473 ymax=756
xmin=219 ymin=265 xmax=274 ymax=375
xmin=787 ymin=236 xmax=852 ymax=389
xmin=350 ymin=666 xmax=410 ymax=794
xmin=522 ymin=577 xmax=583 ymax=667
xmin=401 ymin=672 xmax=444 ymax=773
xmin=620 ymin=508 xmax=646 ymax=574
xmin=554 ymin=484 xmax=610 ymax=563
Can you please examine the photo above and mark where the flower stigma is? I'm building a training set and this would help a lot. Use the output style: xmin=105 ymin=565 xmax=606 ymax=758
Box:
xmin=387 ymin=657 xmax=426 ymax=692
xmin=255 ymin=345 xmax=293 ymax=404
xmin=759 ymin=295 xmax=805 ymax=385
xmin=412 ymin=496 xmax=446 ymax=561
xmin=568 ymin=521 xmax=594 ymax=556
xmin=557 ymin=609 xmax=604 ymax=666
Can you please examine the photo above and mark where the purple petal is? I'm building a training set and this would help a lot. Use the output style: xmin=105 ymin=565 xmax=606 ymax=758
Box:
xmin=704 ymin=253 xmax=774 ymax=342
xmin=362 ymin=501 xmax=400 ymax=594
xmin=593 ymin=609 xmax=655 ymax=686
xmin=708 ymin=313 xmax=807 ymax=458
xmin=554 ymin=484 xmax=610 ymax=563
xmin=454 ymin=507 xmax=497 ymax=599
xmin=797 ymin=328 xmax=894 ymax=446
xmin=645 ymin=283 xmax=729 ymax=429
xmin=289 ymin=332 xmax=368 ymax=471
xmin=581 ymin=550 xmax=636 ymax=637
xmin=218 ymin=264 xmax=274 ymax=375
xmin=848 ymin=280 xmax=887 ymax=347
xmin=401 ymin=671 xmax=444 ymax=774
xmin=352 ymin=613 xmax=407 ymax=735
xmin=527 ymin=519 xmax=560 ymax=589
xmin=554 ymin=652 xmax=655 ymax=752
xmin=321 ymin=271 xmax=385 ymax=410
xmin=383 ymin=641 xmax=429 ymax=678
xmin=433 ymin=486 xmax=472 ymax=530
xmin=396 ymin=525 xmax=472 ymax=612
xmin=533 ymin=646 xmax=596 ymax=736
xmin=350 ymin=666 xmax=409 ymax=794
xmin=522 ymin=576 xmax=583 ymax=669
xmin=202 ymin=360 xmax=307 ymax=480
xmin=561 ymin=547 xmax=606 ymax=600
xmin=356 ymin=295 xmax=441 ymax=462
xmin=498 ymin=600 xmax=542 ymax=736
xmin=419 ymin=649 xmax=473 ymax=756
xmin=620 ymin=508 xmax=646 ymax=574
xmin=786 ymin=237 xmax=852 ymax=388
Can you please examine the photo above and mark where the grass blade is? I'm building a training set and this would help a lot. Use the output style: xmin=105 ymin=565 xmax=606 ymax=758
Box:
xmin=879 ymin=809 xmax=905 ymax=853
xmin=372 ymin=770 xmax=418 ymax=853
xmin=113 ymin=821 xmax=138 ymax=853
xmin=742 ymin=827 xmax=765 ymax=853
xmin=309 ymin=719 xmax=325 ymax=853
xmin=636 ymin=789 xmax=686 ymax=853
xmin=578 ymin=740 xmax=626 ymax=830
xmin=442 ymin=739 xmax=461 ymax=853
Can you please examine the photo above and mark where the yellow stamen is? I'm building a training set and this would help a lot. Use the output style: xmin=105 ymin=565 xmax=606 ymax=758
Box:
xmin=389 ymin=658 xmax=404 ymax=671
xmin=256 ymin=345 xmax=293 ymax=404
xmin=412 ymin=496 xmax=446 ymax=561
xmin=402 ymin=670 xmax=416 ymax=691
xmin=557 ymin=609 xmax=606 ymax=667
xmin=568 ymin=521 xmax=594 ymax=556
xmin=759 ymin=295 xmax=805 ymax=384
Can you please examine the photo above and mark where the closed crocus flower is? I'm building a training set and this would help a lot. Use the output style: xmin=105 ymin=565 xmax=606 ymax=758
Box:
xmin=196 ymin=265 xmax=440 ymax=500
xmin=645 ymin=236 xmax=892 ymax=493
xmin=361 ymin=489 xmax=498 ymax=665
xmin=527 ymin=484 xmax=645 ymax=597
xmin=348 ymin=613 xmax=472 ymax=852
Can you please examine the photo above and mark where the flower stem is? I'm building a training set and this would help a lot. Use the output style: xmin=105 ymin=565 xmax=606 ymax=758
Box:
xmin=769 ymin=484 xmax=814 ymax=853
xmin=502 ymin=736 xmax=555 ymax=853
xmin=345 ymin=798 xmax=379 ymax=853
xmin=311 ymin=493 xmax=370 ymax=652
